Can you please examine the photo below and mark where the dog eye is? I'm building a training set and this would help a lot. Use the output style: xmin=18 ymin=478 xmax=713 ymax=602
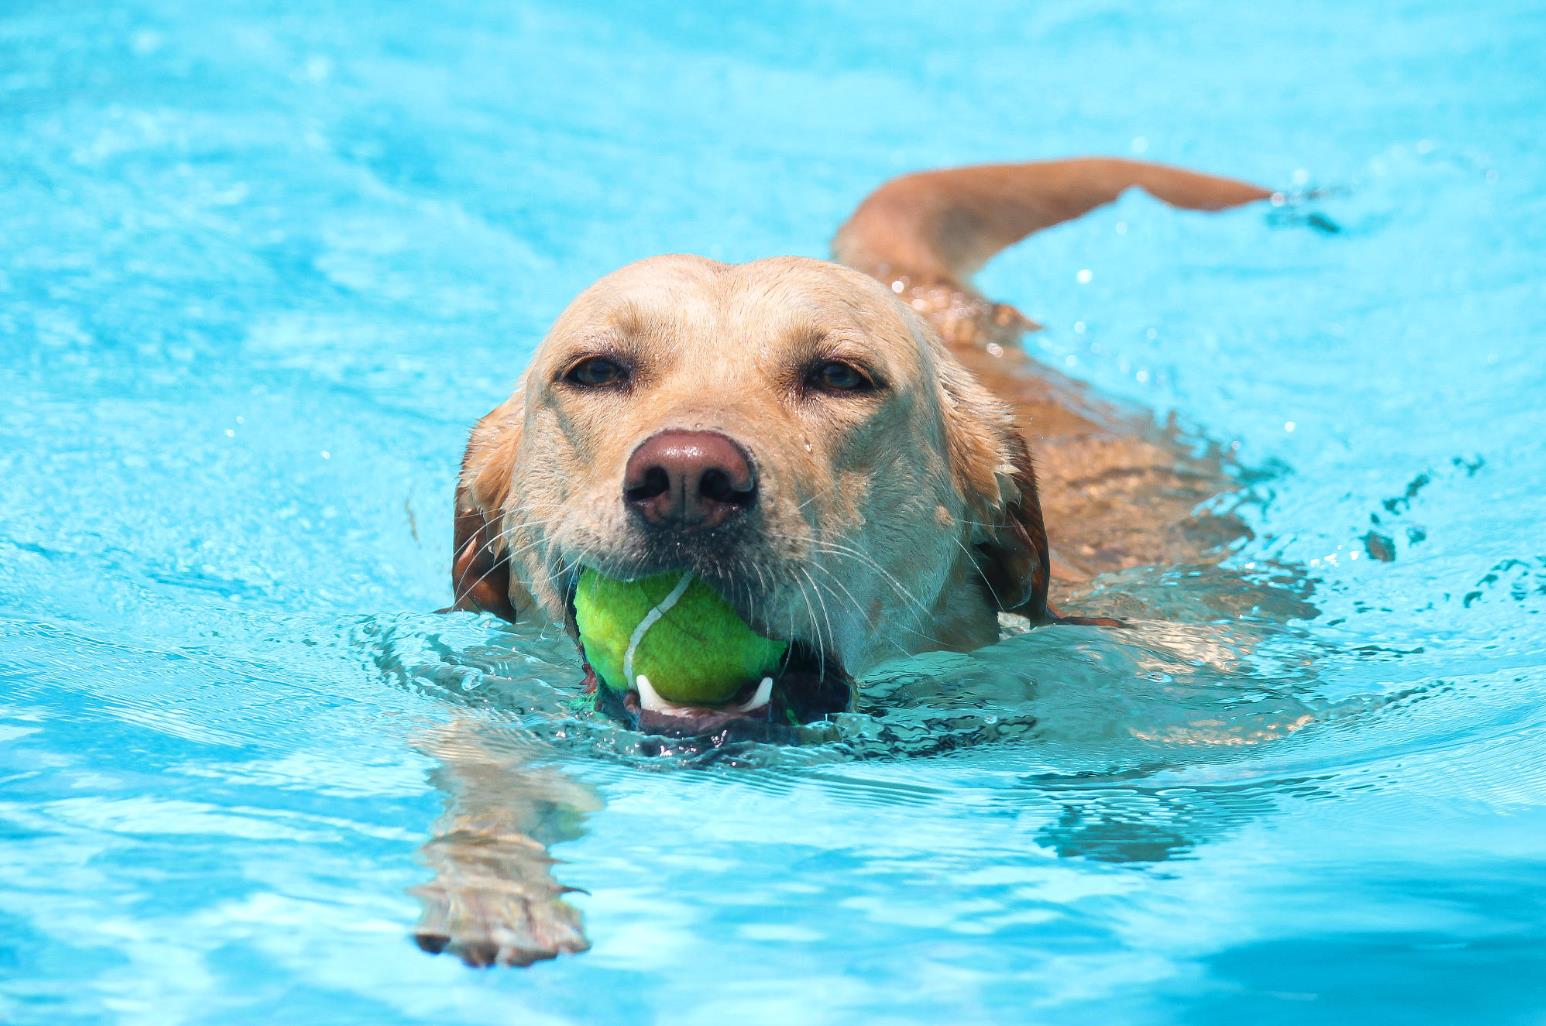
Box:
xmin=807 ymin=360 xmax=876 ymax=394
xmin=564 ymin=356 xmax=629 ymax=388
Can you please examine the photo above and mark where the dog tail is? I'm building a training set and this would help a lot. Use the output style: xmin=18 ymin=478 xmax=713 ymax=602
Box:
xmin=832 ymin=158 xmax=1272 ymax=287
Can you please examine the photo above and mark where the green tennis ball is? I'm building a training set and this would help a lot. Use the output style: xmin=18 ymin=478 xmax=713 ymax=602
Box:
xmin=573 ymin=568 xmax=787 ymax=706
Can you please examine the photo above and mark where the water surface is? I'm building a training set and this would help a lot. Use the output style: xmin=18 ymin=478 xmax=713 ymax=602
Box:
xmin=3 ymin=1 xmax=1545 ymax=1023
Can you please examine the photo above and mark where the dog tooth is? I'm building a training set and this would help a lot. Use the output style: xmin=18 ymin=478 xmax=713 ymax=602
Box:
xmin=634 ymin=674 xmax=686 ymax=713
xmin=735 ymin=677 xmax=775 ymax=713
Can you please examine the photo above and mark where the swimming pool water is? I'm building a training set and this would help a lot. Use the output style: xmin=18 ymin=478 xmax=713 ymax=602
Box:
xmin=3 ymin=1 xmax=1545 ymax=1022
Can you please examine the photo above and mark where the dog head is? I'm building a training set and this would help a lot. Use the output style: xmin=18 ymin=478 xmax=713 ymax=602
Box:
xmin=452 ymin=255 xmax=1049 ymax=725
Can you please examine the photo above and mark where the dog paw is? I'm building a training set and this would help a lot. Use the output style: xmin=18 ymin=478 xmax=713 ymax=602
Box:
xmin=411 ymin=878 xmax=589 ymax=968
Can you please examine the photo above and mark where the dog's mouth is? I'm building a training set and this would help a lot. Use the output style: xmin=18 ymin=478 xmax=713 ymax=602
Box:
xmin=602 ymin=640 xmax=851 ymax=737
xmin=562 ymin=584 xmax=852 ymax=737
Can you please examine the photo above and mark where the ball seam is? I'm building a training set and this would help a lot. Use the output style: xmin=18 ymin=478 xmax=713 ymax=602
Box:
xmin=622 ymin=571 xmax=694 ymax=687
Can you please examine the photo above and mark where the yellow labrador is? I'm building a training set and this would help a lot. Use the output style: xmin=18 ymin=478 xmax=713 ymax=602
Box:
xmin=415 ymin=157 xmax=1274 ymax=966
xmin=449 ymin=157 xmax=1270 ymax=732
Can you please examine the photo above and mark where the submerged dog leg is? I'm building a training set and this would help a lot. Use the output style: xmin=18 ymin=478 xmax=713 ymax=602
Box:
xmin=410 ymin=720 xmax=600 ymax=967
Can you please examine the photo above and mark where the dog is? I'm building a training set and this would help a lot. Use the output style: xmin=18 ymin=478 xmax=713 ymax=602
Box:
xmin=418 ymin=157 xmax=1274 ymax=965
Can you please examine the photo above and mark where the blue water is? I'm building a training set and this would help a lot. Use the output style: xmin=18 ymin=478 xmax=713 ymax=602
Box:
xmin=4 ymin=1 xmax=1545 ymax=1022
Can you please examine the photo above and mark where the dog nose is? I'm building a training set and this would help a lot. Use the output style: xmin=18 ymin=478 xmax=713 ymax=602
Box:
xmin=623 ymin=430 xmax=757 ymax=529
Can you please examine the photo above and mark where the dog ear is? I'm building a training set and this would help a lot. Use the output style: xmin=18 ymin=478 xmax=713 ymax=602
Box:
xmin=449 ymin=397 xmax=529 ymax=621
xmin=935 ymin=358 xmax=1053 ymax=623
